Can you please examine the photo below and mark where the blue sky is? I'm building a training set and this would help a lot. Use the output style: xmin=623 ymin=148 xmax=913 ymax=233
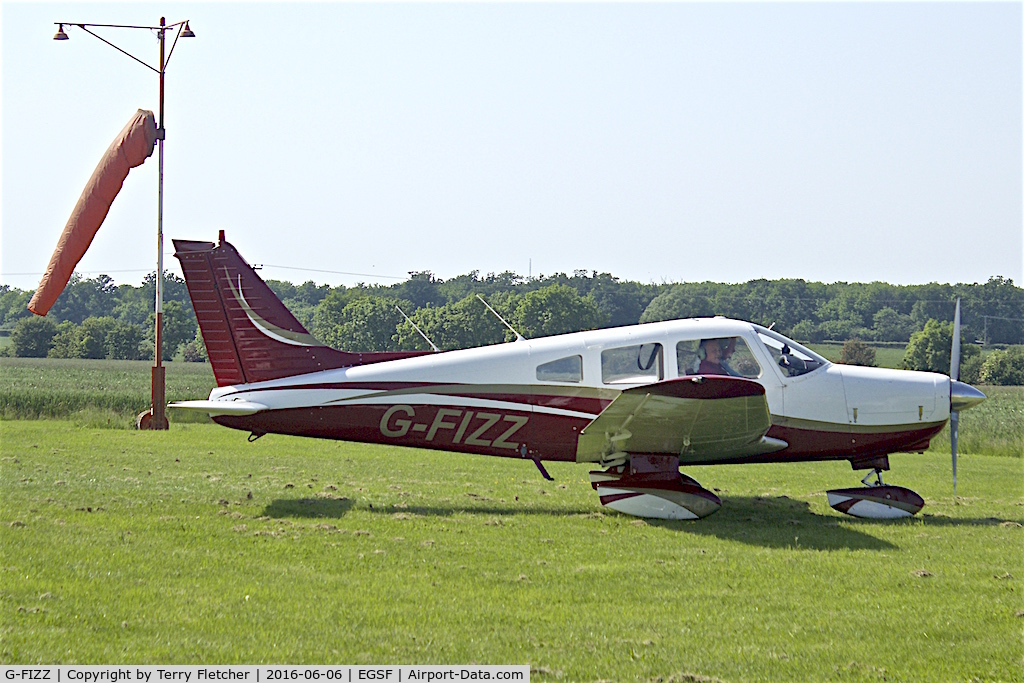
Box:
xmin=2 ymin=2 xmax=1022 ymax=291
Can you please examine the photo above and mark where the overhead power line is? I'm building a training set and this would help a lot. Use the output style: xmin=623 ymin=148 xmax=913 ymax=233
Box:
xmin=257 ymin=263 xmax=404 ymax=280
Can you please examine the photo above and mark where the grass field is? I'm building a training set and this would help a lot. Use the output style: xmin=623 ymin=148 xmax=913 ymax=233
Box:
xmin=926 ymin=385 xmax=1024 ymax=459
xmin=2 ymin=421 xmax=1022 ymax=679
xmin=0 ymin=358 xmax=215 ymax=426
xmin=806 ymin=343 xmax=905 ymax=369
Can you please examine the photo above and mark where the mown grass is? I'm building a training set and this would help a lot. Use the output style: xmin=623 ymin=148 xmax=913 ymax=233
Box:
xmin=0 ymin=358 xmax=215 ymax=425
xmin=1 ymin=421 xmax=1022 ymax=679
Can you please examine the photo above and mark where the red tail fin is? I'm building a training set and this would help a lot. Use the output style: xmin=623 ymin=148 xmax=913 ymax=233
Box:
xmin=174 ymin=234 xmax=427 ymax=387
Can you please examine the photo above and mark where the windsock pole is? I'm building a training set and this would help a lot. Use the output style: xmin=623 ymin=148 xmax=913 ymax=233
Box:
xmin=151 ymin=17 xmax=167 ymax=430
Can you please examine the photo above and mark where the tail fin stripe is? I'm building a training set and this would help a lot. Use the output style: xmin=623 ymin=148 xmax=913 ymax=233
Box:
xmin=225 ymin=269 xmax=320 ymax=347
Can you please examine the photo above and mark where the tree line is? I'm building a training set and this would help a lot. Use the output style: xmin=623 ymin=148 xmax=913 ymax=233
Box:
xmin=2 ymin=269 xmax=1021 ymax=364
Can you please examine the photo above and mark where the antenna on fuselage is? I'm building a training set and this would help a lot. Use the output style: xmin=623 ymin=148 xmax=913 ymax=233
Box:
xmin=476 ymin=294 xmax=526 ymax=341
xmin=395 ymin=305 xmax=440 ymax=352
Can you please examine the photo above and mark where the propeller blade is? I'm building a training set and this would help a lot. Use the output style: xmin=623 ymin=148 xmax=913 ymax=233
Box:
xmin=949 ymin=298 xmax=962 ymax=497
xmin=950 ymin=410 xmax=959 ymax=496
xmin=950 ymin=298 xmax=961 ymax=381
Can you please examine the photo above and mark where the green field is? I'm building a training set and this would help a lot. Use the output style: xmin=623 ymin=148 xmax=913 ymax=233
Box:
xmin=2 ymin=421 xmax=1022 ymax=679
xmin=927 ymin=385 xmax=1024 ymax=459
xmin=2 ymin=358 xmax=1022 ymax=678
xmin=806 ymin=343 xmax=906 ymax=369
xmin=0 ymin=358 xmax=216 ymax=426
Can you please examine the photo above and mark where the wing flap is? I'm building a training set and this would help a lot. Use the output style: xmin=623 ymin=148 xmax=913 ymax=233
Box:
xmin=576 ymin=376 xmax=782 ymax=463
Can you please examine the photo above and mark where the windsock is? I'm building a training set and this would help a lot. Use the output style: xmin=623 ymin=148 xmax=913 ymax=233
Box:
xmin=28 ymin=109 xmax=158 ymax=316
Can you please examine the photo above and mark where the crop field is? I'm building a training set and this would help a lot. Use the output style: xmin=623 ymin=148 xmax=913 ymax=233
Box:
xmin=2 ymin=419 xmax=1022 ymax=680
xmin=927 ymin=386 xmax=1024 ymax=459
xmin=0 ymin=358 xmax=216 ymax=426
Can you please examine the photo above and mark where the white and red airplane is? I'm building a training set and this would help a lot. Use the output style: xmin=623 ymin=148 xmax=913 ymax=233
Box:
xmin=170 ymin=233 xmax=987 ymax=520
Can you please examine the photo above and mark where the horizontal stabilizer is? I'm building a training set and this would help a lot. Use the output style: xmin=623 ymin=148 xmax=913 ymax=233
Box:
xmin=576 ymin=376 xmax=777 ymax=463
xmin=168 ymin=400 xmax=269 ymax=416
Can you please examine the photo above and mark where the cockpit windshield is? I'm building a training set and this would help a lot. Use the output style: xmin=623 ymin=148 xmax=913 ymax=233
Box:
xmin=753 ymin=326 xmax=829 ymax=378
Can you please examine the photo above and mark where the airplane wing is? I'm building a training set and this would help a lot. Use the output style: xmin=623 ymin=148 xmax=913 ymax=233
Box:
xmin=576 ymin=376 xmax=787 ymax=464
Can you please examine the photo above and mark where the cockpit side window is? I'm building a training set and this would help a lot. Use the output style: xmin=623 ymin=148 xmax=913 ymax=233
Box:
xmin=754 ymin=328 xmax=828 ymax=377
xmin=601 ymin=343 xmax=663 ymax=384
xmin=677 ymin=337 xmax=761 ymax=378
xmin=536 ymin=355 xmax=583 ymax=383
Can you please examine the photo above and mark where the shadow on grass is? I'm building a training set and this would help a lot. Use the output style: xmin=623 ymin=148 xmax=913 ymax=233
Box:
xmin=263 ymin=497 xmax=354 ymax=519
xmin=913 ymin=513 xmax=1024 ymax=527
xmin=652 ymin=495 xmax=899 ymax=551
xmin=659 ymin=496 xmax=1022 ymax=549
xmin=262 ymin=494 xmax=1019 ymax=550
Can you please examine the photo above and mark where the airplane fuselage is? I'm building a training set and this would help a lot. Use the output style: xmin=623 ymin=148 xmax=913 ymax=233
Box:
xmin=205 ymin=318 xmax=950 ymax=467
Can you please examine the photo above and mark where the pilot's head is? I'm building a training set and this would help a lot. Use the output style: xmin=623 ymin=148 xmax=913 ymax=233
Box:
xmin=700 ymin=339 xmax=723 ymax=362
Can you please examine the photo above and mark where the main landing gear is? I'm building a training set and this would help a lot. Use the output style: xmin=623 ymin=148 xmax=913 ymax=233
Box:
xmin=587 ymin=455 xmax=926 ymax=521
xmin=589 ymin=455 xmax=721 ymax=520
xmin=826 ymin=462 xmax=925 ymax=519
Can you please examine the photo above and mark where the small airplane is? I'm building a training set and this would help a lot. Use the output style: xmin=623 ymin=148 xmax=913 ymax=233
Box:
xmin=170 ymin=232 xmax=987 ymax=520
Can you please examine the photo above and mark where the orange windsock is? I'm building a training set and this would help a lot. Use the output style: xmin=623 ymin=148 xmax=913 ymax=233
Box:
xmin=28 ymin=109 xmax=158 ymax=316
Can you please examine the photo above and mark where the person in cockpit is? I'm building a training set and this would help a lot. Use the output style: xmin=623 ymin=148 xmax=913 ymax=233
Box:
xmin=698 ymin=338 xmax=737 ymax=376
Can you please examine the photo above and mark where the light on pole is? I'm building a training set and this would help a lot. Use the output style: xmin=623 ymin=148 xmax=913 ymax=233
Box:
xmin=54 ymin=18 xmax=194 ymax=430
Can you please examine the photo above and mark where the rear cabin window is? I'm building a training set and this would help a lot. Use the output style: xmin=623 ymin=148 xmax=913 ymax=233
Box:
xmin=536 ymin=355 xmax=583 ymax=382
xmin=677 ymin=337 xmax=762 ymax=378
xmin=602 ymin=343 xmax=663 ymax=384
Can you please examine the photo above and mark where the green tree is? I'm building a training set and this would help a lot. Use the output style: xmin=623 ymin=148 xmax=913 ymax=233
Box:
xmin=139 ymin=271 xmax=195 ymax=320
xmin=311 ymin=287 xmax=363 ymax=342
xmin=110 ymin=289 xmax=152 ymax=326
xmin=268 ymin=279 xmax=330 ymax=330
xmin=389 ymin=271 xmax=446 ymax=310
xmin=79 ymin=316 xmax=117 ymax=359
xmin=320 ymin=296 xmax=408 ymax=352
xmin=47 ymin=274 xmax=119 ymax=324
xmin=960 ymin=353 xmax=985 ymax=385
xmin=640 ymin=283 xmax=720 ymax=323
xmin=48 ymin=321 xmax=83 ymax=358
xmin=0 ymin=285 xmax=31 ymax=328
xmin=105 ymin=321 xmax=144 ymax=360
xmin=180 ymin=328 xmax=208 ymax=362
xmin=978 ymin=346 xmax=1024 ymax=385
xmin=839 ymin=339 xmax=876 ymax=367
xmin=11 ymin=316 xmax=57 ymax=357
xmin=903 ymin=319 xmax=980 ymax=374
xmin=395 ymin=294 xmax=517 ymax=351
xmin=872 ymin=307 xmax=914 ymax=342
xmin=513 ymin=284 xmax=605 ymax=338
xmin=790 ymin=320 xmax=822 ymax=343
xmin=580 ymin=273 xmax=659 ymax=328
xmin=144 ymin=301 xmax=198 ymax=360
